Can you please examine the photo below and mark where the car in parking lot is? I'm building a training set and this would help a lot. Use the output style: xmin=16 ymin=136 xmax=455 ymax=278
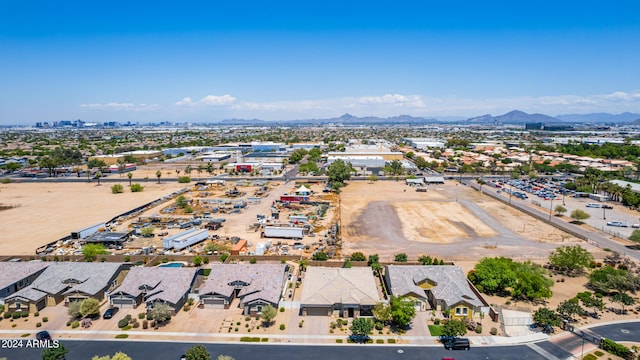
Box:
xmin=586 ymin=203 xmax=601 ymax=208
xmin=602 ymin=204 xmax=614 ymax=209
xmin=607 ymin=221 xmax=628 ymax=227
xmin=103 ymin=307 xmax=119 ymax=319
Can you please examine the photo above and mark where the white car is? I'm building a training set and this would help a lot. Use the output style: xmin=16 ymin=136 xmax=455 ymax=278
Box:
xmin=585 ymin=203 xmax=601 ymax=208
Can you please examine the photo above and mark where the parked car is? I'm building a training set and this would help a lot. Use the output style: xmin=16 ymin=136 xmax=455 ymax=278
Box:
xmin=633 ymin=224 xmax=640 ymax=229
xmin=606 ymin=221 xmax=628 ymax=228
xmin=602 ymin=204 xmax=614 ymax=209
xmin=103 ymin=307 xmax=119 ymax=319
xmin=444 ymin=338 xmax=470 ymax=350
xmin=586 ymin=203 xmax=601 ymax=208
xmin=36 ymin=331 xmax=51 ymax=341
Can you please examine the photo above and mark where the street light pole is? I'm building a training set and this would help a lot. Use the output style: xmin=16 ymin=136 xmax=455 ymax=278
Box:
xmin=603 ymin=207 xmax=606 ymax=220
xmin=549 ymin=198 xmax=554 ymax=221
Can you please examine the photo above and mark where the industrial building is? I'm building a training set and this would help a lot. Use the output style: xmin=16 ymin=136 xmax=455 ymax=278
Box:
xmin=162 ymin=228 xmax=209 ymax=251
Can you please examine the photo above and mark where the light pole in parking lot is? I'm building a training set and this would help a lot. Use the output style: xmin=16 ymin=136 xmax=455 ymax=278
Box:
xmin=549 ymin=198 xmax=554 ymax=221
xmin=603 ymin=206 xmax=606 ymax=220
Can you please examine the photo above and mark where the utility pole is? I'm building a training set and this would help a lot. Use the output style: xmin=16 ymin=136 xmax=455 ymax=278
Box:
xmin=549 ymin=198 xmax=554 ymax=221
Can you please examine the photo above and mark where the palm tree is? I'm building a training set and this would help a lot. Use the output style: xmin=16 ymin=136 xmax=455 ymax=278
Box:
xmin=127 ymin=172 xmax=133 ymax=186
xmin=155 ymin=170 xmax=162 ymax=184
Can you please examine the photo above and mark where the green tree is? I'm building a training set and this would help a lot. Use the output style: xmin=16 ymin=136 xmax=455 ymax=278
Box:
xmin=554 ymin=205 xmax=567 ymax=216
xmin=260 ymin=304 xmax=277 ymax=326
xmin=82 ymin=243 xmax=108 ymax=262
xmin=384 ymin=160 xmax=404 ymax=175
xmin=111 ymin=184 xmax=124 ymax=194
xmin=127 ymin=172 xmax=133 ymax=186
xmin=42 ymin=343 xmax=68 ymax=360
xmin=155 ymin=170 xmax=162 ymax=183
xmin=141 ymin=226 xmax=154 ymax=237
xmin=367 ymin=254 xmax=380 ymax=266
xmin=610 ymin=292 xmax=635 ymax=314
xmin=349 ymin=252 xmax=366 ymax=262
xmin=589 ymin=266 xmax=638 ymax=294
xmin=87 ymin=159 xmax=107 ymax=170
xmin=532 ymin=307 xmax=561 ymax=327
xmin=570 ymin=209 xmax=590 ymax=223
xmin=312 ymin=251 xmax=328 ymax=261
xmin=80 ymin=298 xmax=101 ymax=318
xmin=95 ymin=171 xmax=102 ymax=185
xmin=288 ymin=149 xmax=308 ymax=164
xmin=390 ymin=296 xmax=416 ymax=328
xmin=468 ymin=257 xmax=516 ymax=295
xmin=394 ymin=253 xmax=408 ymax=262
xmin=417 ymin=255 xmax=433 ymax=265
xmin=92 ymin=352 xmax=132 ymax=360
xmin=308 ymin=148 xmax=322 ymax=161
xmin=548 ymin=245 xmax=594 ymax=276
xmin=556 ymin=299 xmax=583 ymax=322
xmin=130 ymin=183 xmax=144 ymax=192
xmin=192 ymin=255 xmax=203 ymax=266
xmin=148 ymin=303 xmax=172 ymax=323
xmin=510 ymin=261 xmax=553 ymax=301
xmin=441 ymin=319 xmax=467 ymax=337
xmin=327 ymin=159 xmax=352 ymax=189
xmin=581 ymin=294 xmax=605 ymax=316
xmin=68 ymin=301 xmax=82 ymax=319
xmin=372 ymin=302 xmax=392 ymax=324
xmin=349 ymin=317 xmax=374 ymax=342
xmin=629 ymin=229 xmax=640 ymax=243
xmin=185 ymin=345 xmax=211 ymax=360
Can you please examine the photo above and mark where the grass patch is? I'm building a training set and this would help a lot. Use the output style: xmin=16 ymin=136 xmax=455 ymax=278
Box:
xmin=203 ymin=268 xmax=211 ymax=276
xmin=594 ymin=350 xmax=604 ymax=357
xmin=115 ymin=334 xmax=129 ymax=339
xmin=376 ymin=339 xmax=384 ymax=344
xmin=240 ymin=337 xmax=261 ymax=342
xmin=428 ymin=325 xmax=442 ymax=336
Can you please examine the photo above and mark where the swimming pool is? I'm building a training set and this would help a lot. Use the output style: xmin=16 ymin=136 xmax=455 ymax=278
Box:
xmin=158 ymin=262 xmax=184 ymax=268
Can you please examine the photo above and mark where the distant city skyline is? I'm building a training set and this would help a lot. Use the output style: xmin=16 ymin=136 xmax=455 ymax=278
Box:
xmin=1 ymin=1 xmax=639 ymax=124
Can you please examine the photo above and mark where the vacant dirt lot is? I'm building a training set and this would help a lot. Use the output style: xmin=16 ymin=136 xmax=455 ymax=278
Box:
xmin=340 ymin=181 xmax=592 ymax=261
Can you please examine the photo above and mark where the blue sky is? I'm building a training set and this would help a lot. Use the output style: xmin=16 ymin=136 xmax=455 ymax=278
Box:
xmin=1 ymin=1 xmax=640 ymax=124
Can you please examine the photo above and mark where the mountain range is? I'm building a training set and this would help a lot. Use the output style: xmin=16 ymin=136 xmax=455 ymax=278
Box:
xmin=215 ymin=110 xmax=640 ymax=126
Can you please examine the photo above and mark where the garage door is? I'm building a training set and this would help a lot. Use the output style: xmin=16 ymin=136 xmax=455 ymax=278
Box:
xmin=111 ymin=297 xmax=135 ymax=308
xmin=203 ymin=298 xmax=226 ymax=309
xmin=304 ymin=307 xmax=329 ymax=316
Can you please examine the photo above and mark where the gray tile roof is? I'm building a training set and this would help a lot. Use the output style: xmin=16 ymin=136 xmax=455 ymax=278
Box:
xmin=300 ymin=267 xmax=379 ymax=306
xmin=110 ymin=267 xmax=197 ymax=306
xmin=0 ymin=262 xmax=49 ymax=292
xmin=199 ymin=263 xmax=286 ymax=305
xmin=8 ymin=262 xmax=122 ymax=301
xmin=385 ymin=265 xmax=483 ymax=308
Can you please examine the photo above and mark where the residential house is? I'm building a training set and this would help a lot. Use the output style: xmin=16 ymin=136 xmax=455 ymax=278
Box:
xmin=108 ymin=267 xmax=197 ymax=314
xmin=198 ymin=263 xmax=287 ymax=315
xmin=300 ymin=267 xmax=379 ymax=317
xmin=385 ymin=265 xmax=488 ymax=320
xmin=4 ymin=262 xmax=124 ymax=313
xmin=0 ymin=262 xmax=49 ymax=304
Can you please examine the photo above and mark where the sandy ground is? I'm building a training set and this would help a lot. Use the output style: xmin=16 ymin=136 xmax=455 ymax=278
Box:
xmin=340 ymin=180 xmax=590 ymax=261
xmin=0 ymin=178 xmax=186 ymax=255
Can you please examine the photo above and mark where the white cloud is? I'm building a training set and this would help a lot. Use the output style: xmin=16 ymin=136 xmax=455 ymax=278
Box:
xmin=175 ymin=97 xmax=193 ymax=106
xmin=359 ymin=94 xmax=425 ymax=107
xmin=200 ymin=94 xmax=236 ymax=106
xmin=605 ymin=91 xmax=640 ymax=101
xmin=79 ymin=102 xmax=157 ymax=111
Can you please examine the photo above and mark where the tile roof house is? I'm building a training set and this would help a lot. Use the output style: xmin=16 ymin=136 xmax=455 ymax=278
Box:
xmin=108 ymin=267 xmax=198 ymax=314
xmin=385 ymin=265 xmax=488 ymax=319
xmin=0 ymin=262 xmax=49 ymax=305
xmin=300 ymin=267 xmax=379 ymax=317
xmin=4 ymin=262 xmax=124 ymax=313
xmin=198 ymin=263 xmax=287 ymax=316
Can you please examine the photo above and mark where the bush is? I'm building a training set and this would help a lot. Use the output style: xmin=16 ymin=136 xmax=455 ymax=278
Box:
xmin=36 ymin=322 xmax=42 ymax=327
xmin=118 ymin=318 xmax=130 ymax=328
xmin=42 ymin=317 xmax=48 ymax=323
xmin=279 ymin=307 xmax=285 ymax=312
xmin=387 ymin=339 xmax=396 ymax=344
xmin=475 ymin=325 xmax=482 ymax=333
xmin=240 ymin=337 xmax=261 ymax=342
xmin=122 ymin=325 xmax=132 ymax=331
xmin=178 ymin=176 xmax=191 ymax=183
xmin=279 ymin=324 xmax=285 ymax=331
xmin=602 ymin=338 xmax=631 ymax=358
xmin=594 ymin=350 xmax=604 ymax=357
xmin=433 ymin=318 xmax=440 ymax=325
xmin=138 ymin=312 xmax=146 ymax=319
xmin=132 ymin=322 xmax=140 ymax=329
xmin=490 ymin=327 xmax=498 ymax=335
xmin=130 ymin=183 xmax=144 ymax=192
xmin=12 ymin=313 xmax=21 ymax=319
xmin=71 ymin=321 xmax=80 ymax=328
xmin=34 ymin=312 xmax=39 ymax=317
xmin=298 ymin=320 xmax=304 ymax=328
xmin=375 ymin=322 xmax=384 ymax=330
xmin=111 ymin=184 xmax=124 ymax=194
xmin=261 ymin=338 xmax=268 ymax=342
xmin=336 ymin=339 xmax=343 ymax=343
xmin=115 ymin=334 xmax=129 ymax=339
xmin=376 ymin=339 xmax=384 ymax=344
xmin=142 ymin=320 xmax=148 ymax=329
xmin=3 ymin=312 xmax=11 ymax=319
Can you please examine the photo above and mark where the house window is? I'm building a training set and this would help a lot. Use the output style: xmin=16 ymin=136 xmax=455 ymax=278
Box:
xmin=256 ymin=306 xmax=262 ymax=313
xmin=15 ymin=303 xmax=22 ymax=310
xmin=455 ymin=307 xmax=468 ymax=316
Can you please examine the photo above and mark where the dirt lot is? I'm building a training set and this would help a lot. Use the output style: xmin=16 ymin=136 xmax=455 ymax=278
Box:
xmin=340 ymin=180 xmax=595 ymax=261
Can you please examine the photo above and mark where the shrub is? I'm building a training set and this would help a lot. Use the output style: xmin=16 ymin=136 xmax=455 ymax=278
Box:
xmin=36 ymin=322 xmax=42 ymax=327
xmin=130 ymin=183 xmax=144 ymax=192
xmin=376 ymin=339 xmax=384 ymax=344
xmin=71 ymin=321 xmax=80 ymax=328
xmin=132 ymin=322 xmax=140 ymax=329
xmin=118 ymin=318 xmax=130 ymax=328
xmin=234 ymin=328 xmax=238 ymax=332
xmin=111 ymin=184 xmax=124 ymax=194
xmin=433 ymin=318 xmax=440 ymax=325
xmin=583 ymin=355 xmax=597 ymax=360
xmin=490 ymin=327 xmax=498 ymax=335
xmin=66 ymin=321 xmax=71 ymax=327
xmin=122 ymin=325 xmax=132 ymax=331
xmin=261 ymin=338 xmax=268 ymax=342
xmin=279 ymin=324 xmax=285 ymax=330
xmin=250 ymin=257 xmax=257 ymax=264
xmin=594 ymin=350 xmax=604 ymax=357
xmin=178 ymin=176 xmax=191 ymax=183
xmin=12 ymin=313 xmax=21 ymax=319
xmin=115 ymin=334 xmax=129 ymax=339
xmin=244 ymin=316 xmax=251 ymax=322
xmin=3 ymin=312 xmax=11 ymax=319
xmin=124 ymin=256 xmax=131 ymax=262
xmin=142 ymin=320 xmax=148 ymax=329
xmin=279 ymin=307 xmax=285 ymax=312
xmin=375 ymin=322 xmax=383 ymax=330
xmin=475 ymin=325 xmax=482 ymax=333
xmin=20 ymin=312 xmax=28 ymax=318
xmin=138 ymin=312 xmax=146 ymax=319
xmin=336 ymin=339 xmax=343 ymax=343
xmin=387 ymin=339 xmax=396 ymax=344
xmin=602 ymin=338 xmax=631 ymax=358
xmin=34 ymin=312 xmax=39 ymax=317
xmin=42 ymin=317 xmax=48 ymax=323
xmin=299 ymin=320 xmax=304 ymax=328
xmin=240 ymin=337 xmax=261 ymax=342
